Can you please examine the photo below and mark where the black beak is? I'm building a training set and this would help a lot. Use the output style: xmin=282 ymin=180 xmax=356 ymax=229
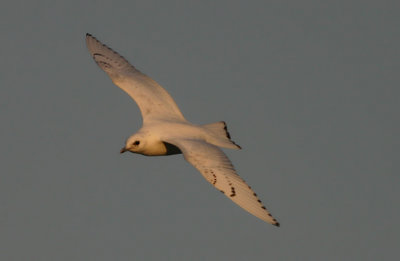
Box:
xmin=120 ymin=147 xmax=127 ymax=154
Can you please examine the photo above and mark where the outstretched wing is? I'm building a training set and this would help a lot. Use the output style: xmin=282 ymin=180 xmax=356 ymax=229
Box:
xmin=86 ymin=34 xmax=186 ymax=123
xmin=167 ymin=138 xmax=280 ymax=226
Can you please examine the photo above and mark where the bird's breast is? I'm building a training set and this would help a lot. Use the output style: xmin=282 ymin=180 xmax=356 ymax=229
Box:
xmin=141 ymin=141 xmax=181 ymax=156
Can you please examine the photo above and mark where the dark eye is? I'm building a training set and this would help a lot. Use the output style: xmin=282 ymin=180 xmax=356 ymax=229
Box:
xmin=133 ymin=140 xmax=140 ymax=146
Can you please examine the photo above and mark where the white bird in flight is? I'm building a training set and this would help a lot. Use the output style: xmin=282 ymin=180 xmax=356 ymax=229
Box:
xmin=86 ymin=33 xmax=280 ymax=226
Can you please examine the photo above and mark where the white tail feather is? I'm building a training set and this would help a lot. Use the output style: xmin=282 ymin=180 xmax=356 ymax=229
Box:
xmin=202 ymin=121 xmax=241 ymax=150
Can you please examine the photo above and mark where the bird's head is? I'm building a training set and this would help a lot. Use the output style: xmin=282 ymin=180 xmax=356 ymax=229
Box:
xmin=120 ymin=134 xmax=146 ymax=154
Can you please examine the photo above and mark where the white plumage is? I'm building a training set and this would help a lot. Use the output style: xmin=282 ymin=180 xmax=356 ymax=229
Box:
xmin=86 ymin=34 xmax=280 ymax=226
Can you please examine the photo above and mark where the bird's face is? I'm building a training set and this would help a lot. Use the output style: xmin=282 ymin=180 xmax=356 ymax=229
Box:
xmin=120 ymin=135 xmax=144 ymax=154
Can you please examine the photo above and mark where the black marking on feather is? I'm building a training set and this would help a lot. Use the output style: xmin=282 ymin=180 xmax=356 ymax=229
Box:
xmin=212 ymin=173 xmax=217 ymax=185
xmin=92 ymin=53 xmax=113 ymax=69
xmin=93 ymin=53 xmax=105 ymax=58
xmin=96 ymin=61 xmax=112 ymax=69
xmin=87 ymin=34 xmax=138 ymax=72
xmin=230 ymin=187 xmax=236 ymax=197
xmin=205 ymin=169 xmax=217 ymax=185
xmin=222 ymin=121 xmax=242 ymax=149
xmin=222 ymin=121 xmax=231 ymax=139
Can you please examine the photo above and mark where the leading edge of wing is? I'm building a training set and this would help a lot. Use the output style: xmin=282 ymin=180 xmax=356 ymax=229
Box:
xmin=85 ymin=34 xmax=186 ymax=122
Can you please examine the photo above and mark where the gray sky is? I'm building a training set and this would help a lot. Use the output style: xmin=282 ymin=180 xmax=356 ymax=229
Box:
xmin=1 ymin=0 xmax=399 ymax=260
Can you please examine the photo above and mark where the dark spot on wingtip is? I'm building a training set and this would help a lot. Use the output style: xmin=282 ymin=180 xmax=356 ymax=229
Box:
xmin=96 ymin=61 xmax=112 ymax=69
xmin=274 ymin=222 xmax=280 ymax=227
xmin=93 ymin=52 xmax=104 ymax=57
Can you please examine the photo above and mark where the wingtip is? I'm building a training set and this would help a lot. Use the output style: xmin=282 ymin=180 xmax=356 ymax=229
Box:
xmin=86 ymin=33 xmax=96 ymax=40
xmin=274 ymin=222 xmax=280 ymax=227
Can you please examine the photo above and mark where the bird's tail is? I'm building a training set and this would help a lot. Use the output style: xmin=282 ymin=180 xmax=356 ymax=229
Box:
xmin=202 ymin=121 xmax=241 ymax=150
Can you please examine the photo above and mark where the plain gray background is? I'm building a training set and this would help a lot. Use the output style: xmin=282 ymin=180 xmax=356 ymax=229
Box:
xmin=1 ymin=0 xmax=399 ymax=260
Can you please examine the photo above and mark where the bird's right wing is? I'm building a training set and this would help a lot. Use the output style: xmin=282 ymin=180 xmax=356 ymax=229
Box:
xmin=167 ymin=138 xmax=280 ymax=226
xmin=86 ymin=34 xmax=186 ymax=123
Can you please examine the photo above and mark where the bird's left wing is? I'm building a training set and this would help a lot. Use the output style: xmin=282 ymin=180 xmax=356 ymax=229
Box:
xmin=85 ymin=34 xmax=186 ymax=123
xmin=166 ymin=138 xmax=280 ymax=226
